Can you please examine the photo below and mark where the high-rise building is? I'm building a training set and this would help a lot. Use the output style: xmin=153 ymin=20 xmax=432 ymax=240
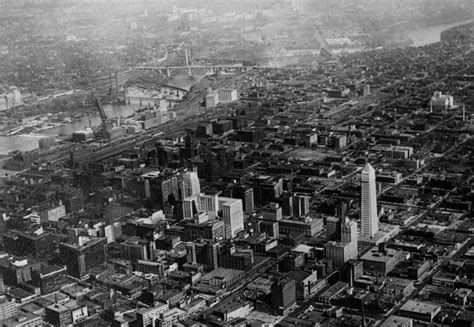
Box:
xmin=121 ymin=237 xmax=150 ymax=262
xmin=32 ymin=264 xmax=69 ymax=295
xmin=280 ymin=192 xmax=294 ymax=217
xmin=183 ymin=194 xmax=244 ymax=239
xmin=218 ymin=244 xmax=254 ymax=270
xmin=361 ymin=163 xmax=378 ymax=238
xmin=59 ymin=236 xmax=107 ymax=278
xmin=271 ymin=276 xmax=296 ymax=316
xmin=341 ymin=218 xmax=358 ymax=259
xmin=341 ymin=218 xmax=357 ymax=244
xmin=262 ymin=202 xmax=283 ymax=221
xmin=325 ymin=218 xmax=358 ymax=268
xmin=0 ymin=257 xmax=41 ymax=286
xmin=198 ymin=193 xmax=219 ymax=216
xmin=326 ymin=217 xmax=342 ymax=241
xmin=293 ymin=194 xmax=310 ymax=217
xmin=194 ymin=240 xmax=219 ymax=271
xmin=142 ymin=172 xmax=179 ymax=208
xmin=228 ymin=185 xmax=254 ymax=214
xmin=180 ymin=171 xmax=201 ymax=200
xmin=0 ymin=295 xmax=17 ymax=321
xmin=185 ymin=242 xmax=197 ymax=264
xmin=218 ymin=197 xmax=244 ymax=238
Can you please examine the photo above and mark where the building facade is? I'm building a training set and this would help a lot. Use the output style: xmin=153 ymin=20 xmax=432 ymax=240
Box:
xmin=361 ymin=163 xmax=378 ymax=237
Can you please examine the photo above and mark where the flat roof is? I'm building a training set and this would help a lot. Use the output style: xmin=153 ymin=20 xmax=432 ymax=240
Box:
xmin=381 ymin=315 xmax=412 ymax=327
xmin=400 ymin=300 xmax=441 ymax=314
xmin=360 ymin=247 xmax=403 ymax=263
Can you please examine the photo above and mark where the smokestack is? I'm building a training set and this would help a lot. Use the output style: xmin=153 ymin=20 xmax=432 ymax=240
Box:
xmin=185 ymin=49 xmax=189 ymax=66
xmin=109 ymin=73 xmax=113 ymax=93
xmin=378 ymin=242 xmax=386 ymax=254
xmin=115 ymin=72 xmax=118 ymax=93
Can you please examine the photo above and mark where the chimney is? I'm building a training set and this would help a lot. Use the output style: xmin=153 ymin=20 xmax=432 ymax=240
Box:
xmin=378 ymin=242 xmax=386 ymax=254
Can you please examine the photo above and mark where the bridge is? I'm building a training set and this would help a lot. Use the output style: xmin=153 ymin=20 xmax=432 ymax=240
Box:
xmin=124 ymin=96 xmax=182 ymax=108
xmin=133 ymin=64 xmax=305 ymax=76
xmin=133 ymin=64 xmax=252 ymax=77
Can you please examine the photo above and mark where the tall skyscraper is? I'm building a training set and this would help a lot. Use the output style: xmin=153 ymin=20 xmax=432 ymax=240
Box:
xmin=341 ymin=218 xmax=357 ymax=244
xmin=325 ymin=218 xmax=358 ymax=268
xmin=361 ymin=163 xmax=378 ymax=237
xmin=180 ymin=171 xmax=201 ymax=200
xmin=341 ymin=218 xmax=358 ymax=259
xmin=218 ymin=197 xmax=244 ymax=238
xmin=326 ymin=217 xmax=342 ymax=241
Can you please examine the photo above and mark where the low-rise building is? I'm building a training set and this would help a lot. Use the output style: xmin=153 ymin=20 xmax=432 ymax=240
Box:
xmin=399 ymin=300 xmax=441 ymax=322
xmin=360 ymin=247 xmax=407 ymax=276
xmin=0 ymin=312 xmax=43 ymax=327
xmin=380 ymin=315 xmax=413 ymax=327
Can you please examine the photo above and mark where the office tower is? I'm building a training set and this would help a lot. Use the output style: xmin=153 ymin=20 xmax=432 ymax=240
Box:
xmin=271 ymin=276 xmax=296 ymax=316
xmin=185 ymin=242 xmax=197 ymax=264
xmin=262 ymin=202 xmax=283 ymax=221
xmin=0 ymin=257 xmax=41 ymax=286
xmin=59 ymin=236 xmax=107 ymax=278
xmin=183 ymin=195 xmax=199 ymax=219
xmin=326 ymin=217 xmax=341 ymax=241
xmin=259 ymin=220 xmax=279 ymax=238
xmin=144 ymin=173 xmax=179 ymax=208
xmin=180 ymin=171 xmax=201 ymax=199
xmin=194 ymin=240 xmax=219 ymax=271
xmin=198 ymin=193 xmax=219 ymax=218
xmin=32 ymin=264 xmax=69 ymax=295
xmin=121 ymin=237 xmax=150 ymax=262
xmin=325 ymin=242 xmax=351 ymax=269
xmin=103 ymin=222 xmax=122 ymax=244
xmin=218 ymin=197 xmax=244 ymax=238
xmin=280 ymin=192 xmax=294 ymax=217
xmin=0 ymin=295 xmax=17 ymax=321
xmin=341 ymin=218 xmax=357 ymax=244
xmin=228 ymin=184 xmax=254 ymax=214
xmin=325 ymin=218 xmax=358 ymax=269
xmin=218 ymin=245 xmax=254 ymax=270
xmin=293 ymin=194 xmax=310 ymax=217
xmin=341 ymin=218 xmax=358 ymax=259
xmin=335 ymin=200 xmax=349 ymax=217
xmin=361 ymin=163 xmax=378 ymax=237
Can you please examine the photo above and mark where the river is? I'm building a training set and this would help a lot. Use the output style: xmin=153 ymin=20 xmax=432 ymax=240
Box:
xmin=1 ymin=20 xmax=472 ymax=155
xmin=407 ymin=19 xmax=473 ymax=47
xmin=0 ymin=104 xmax=139 ymax=155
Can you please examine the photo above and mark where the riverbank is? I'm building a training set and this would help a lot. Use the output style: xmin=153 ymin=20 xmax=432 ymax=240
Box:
xmin=408 ymin=19 xmax=473 ymax=47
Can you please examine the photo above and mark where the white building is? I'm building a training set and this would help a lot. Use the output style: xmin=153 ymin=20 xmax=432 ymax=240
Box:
xmin=429 ymin=91 xmax=454 ymax=111
xmin=217 ymin=89 xmax=238 ymax=102
xmin=180 ymin=171 xmax=201 ymax=199
xmin=218 ymin=197 xmax=244 ymax=238
xmin=326 ymin=218 xmax=358 ymax=268
xmin=325 ymin=241 xmax=355 ymax=268
xmin=40 ymin=204 xmax=66 ymax=223
xmin=183 ymin=194 xmax=244 ymax=239
xmin=0 ymin=87 xmax=22 ymax=111
xmin=361 ymin=163 xmax=378 ymax=238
